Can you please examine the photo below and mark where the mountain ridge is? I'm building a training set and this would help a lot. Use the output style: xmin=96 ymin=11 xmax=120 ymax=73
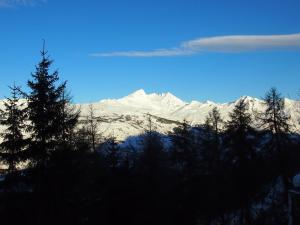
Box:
xmin=1 ymin=90 xmax=299 ymax=142
xmin=76 ymin=90 xmax=300 ymax=141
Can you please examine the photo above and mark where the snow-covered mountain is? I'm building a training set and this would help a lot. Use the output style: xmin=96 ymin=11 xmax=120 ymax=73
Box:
xmin=76 ymin=89 xmax=300 ymax=141
xmin=1 ymin=89 xmax=300 ymax=142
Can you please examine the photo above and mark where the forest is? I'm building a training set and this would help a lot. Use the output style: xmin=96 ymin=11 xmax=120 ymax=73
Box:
xmin=0 ymin=49 xmax=300 ymax=225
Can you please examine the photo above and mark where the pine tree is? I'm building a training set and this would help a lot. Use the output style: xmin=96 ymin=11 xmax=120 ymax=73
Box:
xmin=225 ymin=98 xmax=257 ymax=172
xmin=138 ymin=115 xmax=167 ymax=225
xmin=226 ymin=99 xmax=252 ymax=136
xmin=26 ymin=46 xmax=71 ymax=167
xmin=198 ymin=108 xmax=226 ymax=225
xmin=224 ymin=98 xmax=257 ymax=225
xmin=23 ymin=46 xmax=81 ymax=225
xmin=140 ymin=115 xmax=165 ymax=174
xmin=0 ymin=84 xmax=27 ymax=175
xmin=73 ymin=127 xmax=91 ymax=152
xmin=138 ymin=114 xmax=167 ymax=196
xmin=104 ymin=136 xmax=120 ymax=171
xmin=170 ymin=120 xmax=197 ymax=178
xmin=57 ymin=90 xmax=79 ymax=146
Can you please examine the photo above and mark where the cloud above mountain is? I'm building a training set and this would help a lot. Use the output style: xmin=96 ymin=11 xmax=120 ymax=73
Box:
xmin=90 ymin=33 xmax=300 ymax=57
xmin=0 ymin=0 xmax=46 ymax=7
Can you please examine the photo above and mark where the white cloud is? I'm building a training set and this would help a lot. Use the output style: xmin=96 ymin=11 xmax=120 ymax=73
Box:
xmin=0 ymin=0 xmax=46 ymax=7
xmin=182 ymin=34 xmax=300 ymax=52
xmin=90 ymin=48 xmax=195 ymax=57
xmin=91 ymin=33 xmax=300 ymax=57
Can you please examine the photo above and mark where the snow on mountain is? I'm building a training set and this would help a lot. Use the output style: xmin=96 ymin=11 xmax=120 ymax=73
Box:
xmin=76 ymin=89 xmax=186 ymax=141
xmin=75 ymin=91 xmax=300 ymax=142
xmin=1 ymin=90 xmax=300 ymax=142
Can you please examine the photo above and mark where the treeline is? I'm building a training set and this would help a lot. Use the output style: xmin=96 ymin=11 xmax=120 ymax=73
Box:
xmin=0 ymin=49 xmax=300 ymax=225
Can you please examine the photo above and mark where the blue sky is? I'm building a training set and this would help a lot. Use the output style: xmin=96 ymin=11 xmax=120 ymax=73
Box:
xmin=0 ymin=0 xmax=300 ymax=103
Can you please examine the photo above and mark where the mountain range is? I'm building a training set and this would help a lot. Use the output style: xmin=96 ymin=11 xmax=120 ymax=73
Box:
xmin=75 ymin=89 xmax=300 ymax=142
xmin=0 ymin=89 xmax=299 ymax=143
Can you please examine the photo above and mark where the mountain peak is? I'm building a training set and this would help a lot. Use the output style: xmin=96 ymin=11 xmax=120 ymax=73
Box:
xmin=240 ymin=95 xmax=254 ymax=101
xmin=128 ymin=89 xmax=146 ymax=97
xmin=236 ymin=95 xmax=261 ymax=103
xmin=117 ymin=89 xmax=186 ymax=110
xmin=160 ymin=92 xmax=186 ymax=105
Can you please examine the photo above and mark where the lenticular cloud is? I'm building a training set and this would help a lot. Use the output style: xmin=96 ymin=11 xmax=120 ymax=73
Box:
xmin=91 ymin=33 xmax=300 ymax=57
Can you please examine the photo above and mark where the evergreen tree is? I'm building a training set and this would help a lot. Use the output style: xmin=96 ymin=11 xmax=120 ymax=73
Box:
xmin=26 ymin=47 xmax=69 ymax=166
xmin=23 ymin=46 xmax=80 ymax=225
xmin=0 ymin=84 xmax=27 ymax=175
xmin=169 ymin=120 xmax=201 ymax=225
xmin=170 ymin=120 xmax=197 ymax=178
xmin=226 ymin=99 xmax=252 ymax=137
xmin=137 ymin=115 xmax=168 ymax=225
xmin=104 ymin=136 xmax=120 ymax=171
xmin=224 ymin=98 xmax=257 ymax=225
xmin=140 ymin=115 xmax=165 ymax=174
xmin=56 ymin=90 xmax=79 ymax=146
xmin=73 ymin=126 xmax=91 ymax=152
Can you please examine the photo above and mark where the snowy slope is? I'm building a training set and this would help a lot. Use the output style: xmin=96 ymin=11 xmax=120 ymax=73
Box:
xmin=76 ymin=90 xmax=300 ymax=141
xmin=1 ymin=90 xmax=300 ymax=142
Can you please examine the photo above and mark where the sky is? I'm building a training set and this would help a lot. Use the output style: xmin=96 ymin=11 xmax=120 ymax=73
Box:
xmin=0 ymin=0 xmax=300 ymax=103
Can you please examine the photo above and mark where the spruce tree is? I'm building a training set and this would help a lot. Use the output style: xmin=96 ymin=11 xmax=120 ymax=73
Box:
xmin=170 ymin=120 xmax=197 ymax=178
xmin=224 ymin=98 xmax=257 ymax=225
xmin=225 ymin=98 xmax=256 ymax=171
xmin=199 ymin=107 xmax=226 ymax=224
xmin=24 ymin=46 xmax=80 ymax=225
xmin=0 ymin=84 xmax=27 ymax=175
xmin=139 ymin=115 xmax=167 ymax=225
xmin=57 ymin=90 xmax=79 ymax=146
xmin=140 ymin=115 xmax=165 ymax=174
xmin=104 ymin=136 xmax=120 ymax=171
xmin=26 ymin=47 xmax=71 ymax=167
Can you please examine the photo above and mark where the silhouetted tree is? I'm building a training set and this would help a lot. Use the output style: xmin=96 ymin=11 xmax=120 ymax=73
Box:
xmin=260 ymin=88 xmax=290 ymax=137
xmin=224 ymin=98 xmax=258 ymax=225
xmin=202 ymin=107 xmax=223 ymax=173
xmin=2 ymin=59 xmax=300 ymax=225
xmin=23 ymin=46 xmax=82 ymax=225
xmin=56 ymin=90 xmax=79 ymax=146
xmin=170 ymin=120 xmax=198 ymax=179
xmin=0 ymin=84 xmax=27 ymax=176
xmin=86 ymin=104 xmax=100 ymax=152
xmin=104 ymin=136 xmax=120 ymax=171
xmin=194 ymin=107 xmax=226 ymax=224
xmin=72 ymin=127 xmax=91 ymax=152
xmin=26 ymin=47 xmax=68 ymax=167
xmin=205 ymin=107 xmax=223 ymax=135
xmin=140 ymin=115 xmax=165 ymax=174
xmin=170 ymin=120 xmax=203 ymax=225
xmin=258 ymin=87 xmax=291 ymax=205
xmin=137 ymin=115 xmax=169 ymax=225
